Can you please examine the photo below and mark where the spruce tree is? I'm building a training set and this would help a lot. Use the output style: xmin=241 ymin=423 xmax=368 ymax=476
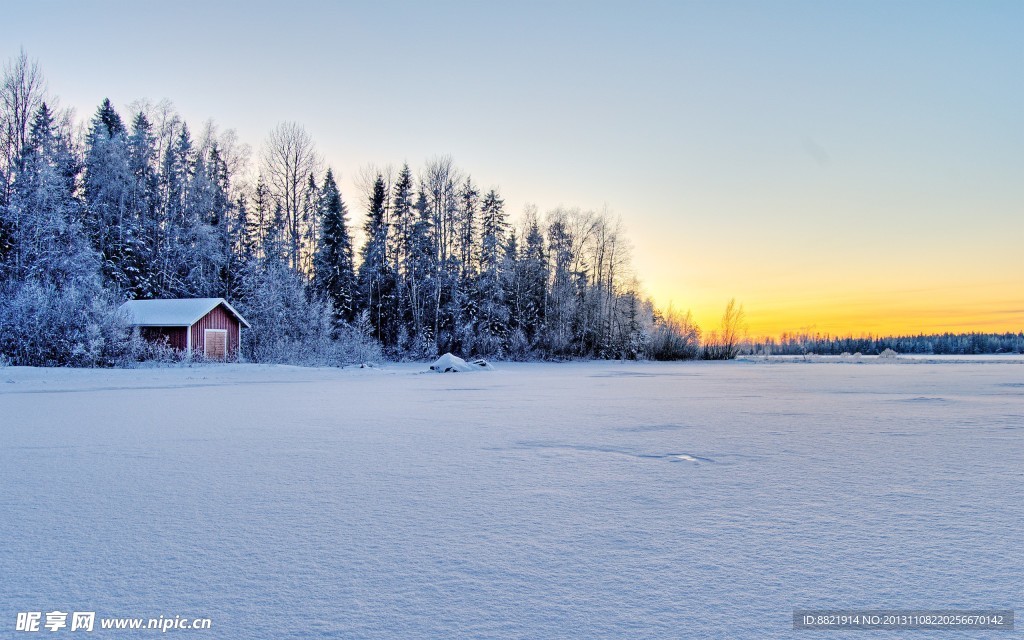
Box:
xmin=313 ymin=169 xmax=356 ymax=322
xmin=226 ymin=192 xmax=254 ymax=300
xmin=457 ymin=177 xmax=479 ymax=271
xmin=357 ymin=174 xmax=397 ymax=345
xmin=301 ymin=172 xmax=319 ymax=274
xmin=252 ymin=176 xmax=272 ymax=258
xmin=126 ymin=112 xmax=160 ymax=297
xmin=2 ymin=103 xmax=94 ymax=285
xmin=474 ymin=189 xmax=510 ymax=355
xmin=546 ymin=216 xmax=575 ymax=355
xmin=84 ymin=98 xmax=140 ymax=294
xmin=406 ymin=184 xmax=438 ymax=353
xmin=95 ymin=98 xmax=125 ymax=137
xmin=177 ymin=145 xmax=229 ymax=297
xmin=390 ymin=163 xmax=414 ymax=268
xmin=521 ymin=216 xmax=548 ymax=346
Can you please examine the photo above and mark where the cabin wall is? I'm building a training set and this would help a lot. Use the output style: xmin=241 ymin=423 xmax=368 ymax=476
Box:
xmin=190 ymin=305 xmax=240 ymax=359
xmin=140 ymin=327 xmax=188 ymax=351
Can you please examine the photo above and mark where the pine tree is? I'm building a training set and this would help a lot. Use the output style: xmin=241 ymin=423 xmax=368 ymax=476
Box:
xmin=405 ymin=184 xmax=438 ymax=354
xmin=126 ymin=111 xmax=160 ymax=297
xmin=261 ymin=201 xmax=289 ymax=266
xmin=479 ymin=189 xmax=507 ymax=271
xmin=225 ymin=192 xmax=254 ymax=300
xmin=546 ymin=215 xmax=576 ymax=355
xmin=457 ymin=177 xmax=479 ymax=271
xmin=388 ymin=164 xmax=418 ymax=352
xmin=313 ymin=169 xmax=356 ymax=322
xmin=390 ymin=163 xmax=414 ymax=269
xmin=301 ymin=172 xmax=319 ymax=274
xmin=0 ymin=103 xmax=135 ymax=367
xmin=502 ymin=228 xmax=531 ymax=355
xmin=207 ymin=143 xmax=234 ymax=294
xmin=1 ymin=103 xmax=94 ymax=285
xmin=164 ymin=124 xmax=193 ymax=227
xmin=521 ymin=215 xmax=548 ymax=346
xmin=251 ymin=176 xmax=272 ymax=259
xmin=473 ymin=189 xmax=510 ymax=355
xmin=176 ymin=145 xmax=229 ymax=297
xmin=84 ymin=98 xmax=141 ymax=294
xmin=157 ymin=123 xmax=194 ymax=295
xmin=357 ymin=174 xmax=397 ymax=345
xmin=95 ymin=98 xmax=125 ymax=137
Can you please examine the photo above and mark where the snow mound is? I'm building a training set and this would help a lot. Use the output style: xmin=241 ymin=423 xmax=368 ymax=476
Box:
xmin=429 ymin=353 xmax=494 ymax=373
xmin=878 ymin=348 xmax=899 ymax=359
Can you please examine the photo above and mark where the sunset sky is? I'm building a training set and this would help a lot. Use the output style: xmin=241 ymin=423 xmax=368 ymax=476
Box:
xmin=3 ymin=0 xmax=1021 ymax=338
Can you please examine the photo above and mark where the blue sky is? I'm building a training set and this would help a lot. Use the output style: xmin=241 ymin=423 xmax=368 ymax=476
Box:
xmin=4 ymin=0 xmax=1022 ymax=334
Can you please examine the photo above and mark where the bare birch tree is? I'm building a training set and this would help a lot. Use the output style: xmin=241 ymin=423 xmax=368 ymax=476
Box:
xmin=262 ymin=122 xmax=321 ymax=272
xmin=1 ymin=49 xmax=47 ymax=206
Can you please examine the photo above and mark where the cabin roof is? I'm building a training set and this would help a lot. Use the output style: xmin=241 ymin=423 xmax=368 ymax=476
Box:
xmin=118 ymin=298 xmax=251 ymax=328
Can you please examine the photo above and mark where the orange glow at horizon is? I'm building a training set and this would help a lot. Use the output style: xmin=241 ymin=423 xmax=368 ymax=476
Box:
xmin=639 ymin=241 xmax=1024 ymax=340
xmin=653 ymin=283 xmax=1024 ymax=340
xmin=626 ymin=173 xmax=1024 ymax=340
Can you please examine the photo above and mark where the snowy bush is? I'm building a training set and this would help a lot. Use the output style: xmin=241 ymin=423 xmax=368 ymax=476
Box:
xmin=878 ymin=348 xmax=899 ymax=359
xmin=133 ymin=336 xmax=189 ymax=365
xmin=502 ymin=328 xmax=531 ymax=361
xmin=333 ymin=314 xmax=385 ymax=365
xmin=235 ymin=262 xmax=332 ymax=365
xmin=0 ymin=279 xmax=140 ymax=367
xmin=235 ymin=263 xmax=383 ymax=366
xmin=649 ymin=307 xmax=700 ymax=360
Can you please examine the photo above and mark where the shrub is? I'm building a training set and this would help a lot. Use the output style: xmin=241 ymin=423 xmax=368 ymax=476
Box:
xmin=649 ymin=306 xmax=701 ymax=360
xmin=0 ymin=278 xmax=139 ymax=367
xmin=235 ymin=263 xmax=384 ymax=366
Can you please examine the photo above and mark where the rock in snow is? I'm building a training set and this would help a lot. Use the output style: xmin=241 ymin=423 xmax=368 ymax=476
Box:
xmin=429 ymin=353 xmax=494 ymax=372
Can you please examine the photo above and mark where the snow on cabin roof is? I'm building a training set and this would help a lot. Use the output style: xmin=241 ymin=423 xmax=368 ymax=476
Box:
xmin=118 ymin=298 xmax=251 ymax=328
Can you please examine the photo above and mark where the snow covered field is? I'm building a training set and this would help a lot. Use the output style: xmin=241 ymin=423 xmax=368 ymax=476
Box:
xmin=1 ymin=359 xmax=1021 ymax=638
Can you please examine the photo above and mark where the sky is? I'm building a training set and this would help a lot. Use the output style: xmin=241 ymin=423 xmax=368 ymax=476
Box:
xmin=3 ymin=0 xmax=1021 ymax=338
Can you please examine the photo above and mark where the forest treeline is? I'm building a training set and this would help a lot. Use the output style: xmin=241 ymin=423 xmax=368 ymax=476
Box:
xmin=0 ymin=51 xmax=716 ymax=366
xmin=747 ymin=331 xmax=1024 ymax=356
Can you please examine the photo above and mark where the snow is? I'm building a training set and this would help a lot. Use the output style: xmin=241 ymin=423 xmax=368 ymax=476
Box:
xmin=429 ymin=353 xmax=494 ymax=372
xmin=118 ymin=298 xmax=250 ymax=327
xmin=1 ymin=359 xmax=1021 ymax=638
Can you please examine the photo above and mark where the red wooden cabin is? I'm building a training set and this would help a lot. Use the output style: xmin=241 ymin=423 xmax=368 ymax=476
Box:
xmin=119 ymin=298 xmax=251 ymax=361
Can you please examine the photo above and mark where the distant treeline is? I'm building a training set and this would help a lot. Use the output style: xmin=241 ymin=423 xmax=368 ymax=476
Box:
xmin=746 ymin=332 xmax=1024 ymax=356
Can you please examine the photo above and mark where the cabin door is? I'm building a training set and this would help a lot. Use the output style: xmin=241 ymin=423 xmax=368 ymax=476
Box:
xmin=204 ymin=329 xmax=227 ymax=360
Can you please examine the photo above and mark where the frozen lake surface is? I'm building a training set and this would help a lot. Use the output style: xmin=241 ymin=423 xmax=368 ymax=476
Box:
xmin=1 ymin=359 xmax=1021 ymax=638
